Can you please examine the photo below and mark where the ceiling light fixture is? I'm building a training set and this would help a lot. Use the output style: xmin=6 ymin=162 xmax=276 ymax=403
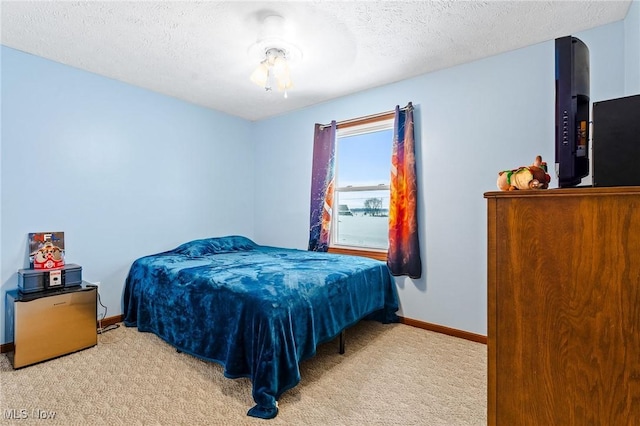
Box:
xmin=248 ymin=15 xmax=302 ymax=99
xmin=250 ymin=47 xmax=292 ymax=97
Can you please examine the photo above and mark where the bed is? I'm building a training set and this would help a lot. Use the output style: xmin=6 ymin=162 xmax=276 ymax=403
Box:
xmin=123 ymin=235 xmax=399 ymax=419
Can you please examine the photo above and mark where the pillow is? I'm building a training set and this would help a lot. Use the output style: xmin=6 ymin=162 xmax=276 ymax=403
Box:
xmin=173 ymin=235 xmax=257 ymax=257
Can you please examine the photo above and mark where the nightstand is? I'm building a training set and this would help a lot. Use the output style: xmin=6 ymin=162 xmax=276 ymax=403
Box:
xmin=5 ymin=284 xmax=97 ymax=368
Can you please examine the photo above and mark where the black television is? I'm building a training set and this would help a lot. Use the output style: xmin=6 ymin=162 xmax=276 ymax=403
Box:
xmin=555 ymin=35 xmax=590 ymax=187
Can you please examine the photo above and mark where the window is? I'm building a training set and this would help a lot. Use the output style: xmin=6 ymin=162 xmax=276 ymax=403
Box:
xmin=329 ymin=114 xmax=394 ymax=260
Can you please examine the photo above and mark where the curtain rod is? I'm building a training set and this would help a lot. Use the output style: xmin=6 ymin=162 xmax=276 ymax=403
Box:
xmin=320 ymin=102 xmax=413 ymax=129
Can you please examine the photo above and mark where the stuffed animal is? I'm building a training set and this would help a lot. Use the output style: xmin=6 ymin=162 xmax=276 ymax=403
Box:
xmin=497 ymin=155 xmax=551 ymax=190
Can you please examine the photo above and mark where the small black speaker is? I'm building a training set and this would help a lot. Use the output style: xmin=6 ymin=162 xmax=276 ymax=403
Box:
xmin=592 ymin=94 xmax=640 ymax=187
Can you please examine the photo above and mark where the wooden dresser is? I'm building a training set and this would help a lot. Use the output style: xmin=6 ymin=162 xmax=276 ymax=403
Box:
xmin=485 ymin=186 xmax=640 ymax=425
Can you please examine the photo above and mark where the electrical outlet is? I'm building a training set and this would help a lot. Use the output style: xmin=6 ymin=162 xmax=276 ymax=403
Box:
xmin=86 ymin=281 xmax=101 ymax=291
xmin=90 ymin=281 xmax=103 ymax=324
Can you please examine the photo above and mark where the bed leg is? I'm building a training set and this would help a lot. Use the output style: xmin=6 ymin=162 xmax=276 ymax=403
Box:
xmin=339 ymin=330 xmax=345 ymax=354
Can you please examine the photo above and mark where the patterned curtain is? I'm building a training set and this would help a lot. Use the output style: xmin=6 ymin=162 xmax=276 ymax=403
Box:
xmin=387 ymin=103 xmax=422 ymax=278
xmin=308 ymin=121 xmax=337 ymax=252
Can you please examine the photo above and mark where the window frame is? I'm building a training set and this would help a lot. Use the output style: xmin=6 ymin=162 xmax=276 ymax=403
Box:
xmin=328 ymin=112 xmax=395 ymax=261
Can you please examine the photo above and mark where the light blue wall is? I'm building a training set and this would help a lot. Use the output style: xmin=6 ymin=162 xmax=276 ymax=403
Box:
xmin=625 ymin=0 xmax=640 ymax=94
xmin=253 ymin=21 xmax=627 ymax=336
xmin=0 ymin=47 xmax=255 ymax=344
xmin=577 ymin=23 xmax=627 ymax=103
xmin=0 ymin=13 xmax=634 ymax=344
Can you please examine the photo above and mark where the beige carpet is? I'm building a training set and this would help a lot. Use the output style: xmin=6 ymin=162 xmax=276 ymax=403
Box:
xmin=0 ymin=321 xmax=486 ymax=425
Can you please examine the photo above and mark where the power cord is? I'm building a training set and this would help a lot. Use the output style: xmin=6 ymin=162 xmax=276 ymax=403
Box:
xmin=98 ymin=323 xmax=120 ymax=334
xmin=87 ymin=284 xmax=124 ymax=343
xmin=96 ymin=289 xmax=109 ymax=333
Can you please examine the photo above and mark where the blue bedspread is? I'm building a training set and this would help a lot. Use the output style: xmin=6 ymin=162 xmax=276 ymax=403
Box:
xmin=123 ymin=236 xmax=399 ymax=419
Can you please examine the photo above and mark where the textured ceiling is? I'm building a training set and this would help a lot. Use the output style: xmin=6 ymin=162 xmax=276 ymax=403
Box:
xmin=1 ymin=1 xmax=632 ymax=121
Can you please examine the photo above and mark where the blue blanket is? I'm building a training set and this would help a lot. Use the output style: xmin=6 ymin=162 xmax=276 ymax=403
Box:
xmin=123 ymin=236 xmax=399 ymax=419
